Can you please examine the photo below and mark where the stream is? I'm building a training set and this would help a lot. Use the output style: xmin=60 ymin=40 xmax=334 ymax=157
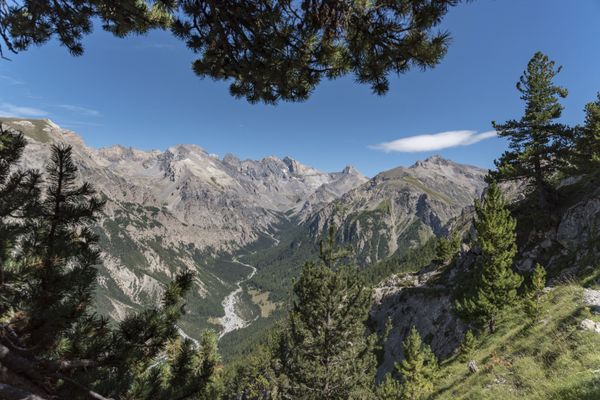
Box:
xmin=218 ymin=257 xmax=257 ymax=338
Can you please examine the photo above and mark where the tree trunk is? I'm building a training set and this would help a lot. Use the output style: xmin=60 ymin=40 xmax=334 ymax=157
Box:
xmin=489 ymin=318 xmax=496 ymax=334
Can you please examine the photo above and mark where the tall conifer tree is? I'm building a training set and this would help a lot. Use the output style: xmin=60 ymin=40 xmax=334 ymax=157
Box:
xmin=491 ymin=52 xmax=572 ymax=208
xmin=397 ymin=326 xmax=438 ymax=400
xmin=0 ymin=133 xmax=221 ymax=399
xmin=456 ymin=182 xmax=523 ymax=333
xmin=277 ymin=226 xmax=377 ymax=399
xmin=572 ymin=93 xmax=600 ymax=173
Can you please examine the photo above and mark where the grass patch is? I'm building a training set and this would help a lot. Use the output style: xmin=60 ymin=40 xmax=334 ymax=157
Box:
xmin=433 ymin=285 xmax=600 ymax=400
xmin=247 ymin=288 xmax=279 ymax=318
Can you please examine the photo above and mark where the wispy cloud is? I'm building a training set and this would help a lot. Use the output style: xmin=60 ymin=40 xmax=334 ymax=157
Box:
xmin=57 ymin=104 xmax=101 ymax=117
xmin=0 ymin=102 xmax=48 ymax=117
xmin=370 ymin=130 xmax=497 ymax=153
xmin=0 ymin=75 xmax=25 ymax=85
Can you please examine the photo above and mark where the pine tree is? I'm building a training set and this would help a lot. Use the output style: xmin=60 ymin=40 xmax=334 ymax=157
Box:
xmin=491 ymin=52 xmax=573 ymax=209
xmin=1 ymin=1 xmax=461 ymax=103
xmin=456 ymin=181 xmax=523 ymax=333
xmin=376 ymin=374 xmax=402 ymax=400
xmin=0 ymin=124 xmax=41 ymax=289
xmin=434 ymin=232 xmax=461 ymax=266
xmin=397 ymin=326 xmax=438 ymax=400
xmin=524 ymin=263 xmax=546 ymax=324
xmin=572 ymin=93 xmax=600 ymax=173
xmin=0 ymin=135 xmax=221 ymax=399
xmin=458 ymin=330 xmax=476 ymax=362
xmin=276 ymin=226 xmax=377 ymax=399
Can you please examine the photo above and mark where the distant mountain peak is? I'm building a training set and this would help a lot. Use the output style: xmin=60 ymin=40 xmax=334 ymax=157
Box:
xmin=342 ymin=165 xmax=360 ymax=175
xmin=410 ymin=155 xmax=452 ymax=168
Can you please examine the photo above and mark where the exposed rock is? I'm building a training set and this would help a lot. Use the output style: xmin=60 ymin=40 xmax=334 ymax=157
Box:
xmin=557 ymin=198 xmax=600 ymax=251
xmin=468 ymin=360 xmax=479 ymax=374
xmin=579 ymin=319 xmax=600 ymax=333
xmin=583 ymin=288 xmax=600 ymax=315
xmin=371 ymin=271 xmax=468 ymax=378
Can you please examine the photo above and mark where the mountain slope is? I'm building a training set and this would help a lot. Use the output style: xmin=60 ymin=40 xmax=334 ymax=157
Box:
xmin=245 ymin=157 xmax=487 ymax=307
xmin=2 ymin=117 xmax=365 ymax=337
xmin=307 ymin=156 xmax=488 ymax=265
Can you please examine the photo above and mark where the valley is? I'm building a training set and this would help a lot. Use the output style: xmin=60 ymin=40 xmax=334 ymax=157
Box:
xmin=2 ymin=117 xmax=487 ymax=344
xmin=218 ymin=257 xmax=257 ymax=338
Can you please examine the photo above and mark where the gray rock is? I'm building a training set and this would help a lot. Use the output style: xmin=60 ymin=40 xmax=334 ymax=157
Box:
xmin=580 ymin=319 xmax=600 ymax=333
xmin=583 ymin=289 xmax=600 ymax=315
xmin=468 ymin=360 xmax=479 ymax=374
xmin=557 ymin=198 xmax=600 ymax=251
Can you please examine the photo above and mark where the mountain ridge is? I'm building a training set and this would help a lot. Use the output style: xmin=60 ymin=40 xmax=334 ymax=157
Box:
xmin=1 ymin=116 xmax=487 ymax=344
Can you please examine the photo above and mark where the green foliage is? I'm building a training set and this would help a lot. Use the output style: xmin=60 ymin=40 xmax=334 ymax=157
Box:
xmin=1 ymin=1 xmax=460 ymax=103
xmin=376 ymin=374 xmax=402 ymax=400
xmin=222 ymin=329 xmax=283 ymax=400
xmin=398 ymin=326 xmax=438 ymax=400
xmin=275 ymin=227 xmax=377 ymax=399
xmin=458 ymin=330 xmax=476 ymax=362
xmin=364 ymin=233 xmax=438 ymax=285
xmin=434 ymin=285 xmax=600 ymax=400
xmin=0 ymin=124 xmax=41 ymax=290
xmin=571 ymin=93 xmax=600 ymax=173
xmin=0 ymin=0 xmax=171 ymax=57
xmin=130 ymin=333 xmax=222 ymax=399
xmin=491 ymin=51 xmax=573 ymax=208
xmin=456 ymin=181 xmax=523 ymax=333
xmin=434 ymin=232 xmax=461 ymax=266
xmin=0 ymin=130 xmax=219 ymax=399
xmin=524 ymin=263 xmax=547 ymax=324
xmin=223 ymin=227 xmax=379 ymax=399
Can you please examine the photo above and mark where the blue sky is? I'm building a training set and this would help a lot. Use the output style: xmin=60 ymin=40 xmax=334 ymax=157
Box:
xmin=1 ymin=0 xmax=600 ymax=177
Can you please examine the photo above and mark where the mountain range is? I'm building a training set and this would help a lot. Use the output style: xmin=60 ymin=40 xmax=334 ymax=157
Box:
xmin=2 ymin=117 xmax=487 ymax=342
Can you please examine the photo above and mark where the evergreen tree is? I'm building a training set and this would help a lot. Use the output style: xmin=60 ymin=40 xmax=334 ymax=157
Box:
xmin=524 ymin=263 xmax=546 ymax=324
xmin=491 ymin=52 xmax=573 ymax=209
xmin=397 ymin=326 xmax=438 ymax=400
xmin=376 ymin=374 xmax=402 ymax=400
xmin=456 ymin=181 xmax=523 ymax=333
xmin=1 ymin=1 xmax=462 ymax=103
xmin=0 ymin=133 xmax=220 ymax=399
xmin=276 ymin=226 xmax=377 ymax=399
xmin=223 ymin=330 xmax=282 ymax=400
xmin=434 ymin=232 xmax=460 ymax=266
xmin=572 ymin=93 xmax=600 ymax=173
xmin=0 ymin=124 xmax=41 ymax=289
xmin=458 ymin=330 xmax=476 ymax=362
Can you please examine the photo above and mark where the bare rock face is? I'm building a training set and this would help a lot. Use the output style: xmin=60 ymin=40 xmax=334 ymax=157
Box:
xmin=371 ymin=283 xmax=467 ymax=379
xmin=557 ymin=197 xmax=600 ymax=251
xmin=308 ymin=155 xmax=487 ymax=265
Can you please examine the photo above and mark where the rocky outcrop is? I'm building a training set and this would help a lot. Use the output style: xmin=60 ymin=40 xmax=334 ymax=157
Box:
xmin=370 ymin=265 xmax=468 ymax=379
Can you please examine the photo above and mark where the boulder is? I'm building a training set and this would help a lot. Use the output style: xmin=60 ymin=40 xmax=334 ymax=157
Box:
xmin=579 ymin=319 xmax=600 ymax=333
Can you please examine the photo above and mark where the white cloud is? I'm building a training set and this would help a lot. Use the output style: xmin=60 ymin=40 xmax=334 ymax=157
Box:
xmin=0 ymin=102 xmax=48 ymax=117
xmin=0 ymin=75 xmax=25 ymax=85
xmin=57 ymin=104 xmax=101 ymax=117
xmin=370 ymin=130 xmax=497 ymax=153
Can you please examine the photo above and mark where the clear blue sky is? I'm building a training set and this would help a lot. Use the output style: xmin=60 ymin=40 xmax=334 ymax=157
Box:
xmin=1 ymin=0 xmax=599 ymax=177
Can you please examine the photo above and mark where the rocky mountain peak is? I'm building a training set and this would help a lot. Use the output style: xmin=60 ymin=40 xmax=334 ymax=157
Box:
xmin=410 ymin=154 xmax=452 ymax=168
xmin=342 ymin=165 xmax=360 ymax=176
xmin=282 ymin=156 xmax=300 ymax=174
